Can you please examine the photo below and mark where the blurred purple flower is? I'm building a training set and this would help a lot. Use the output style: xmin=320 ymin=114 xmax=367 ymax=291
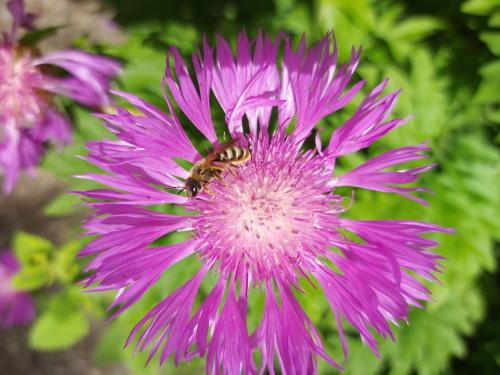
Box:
xmin=0 ymin=250 xmax=35 ymax=328
xmin=0 ymin=0 xmax=120 ymax=193
xmin=79 ymin=32 xmax=452 ymax=373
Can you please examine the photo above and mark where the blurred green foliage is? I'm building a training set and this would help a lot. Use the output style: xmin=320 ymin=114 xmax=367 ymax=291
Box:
xmin=11 ymin=232 xmax=100 ymax=351
xmin=12 ymin=0 xmax=498 ymax=374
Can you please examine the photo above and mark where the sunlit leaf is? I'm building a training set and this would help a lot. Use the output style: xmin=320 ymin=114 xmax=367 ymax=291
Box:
xmin=29 ymin=292 xmax=90 ymax=351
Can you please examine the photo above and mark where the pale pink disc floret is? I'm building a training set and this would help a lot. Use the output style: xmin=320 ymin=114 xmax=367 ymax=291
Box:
xmin=0 ymin=0 xmax=120 ymax=193
xmin=79 ymin=32 xmax=452 ymax=374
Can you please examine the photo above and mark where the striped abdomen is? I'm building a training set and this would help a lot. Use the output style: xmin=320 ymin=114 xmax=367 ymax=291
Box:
xmin=215 ymin=146 xmax=251 ymax=164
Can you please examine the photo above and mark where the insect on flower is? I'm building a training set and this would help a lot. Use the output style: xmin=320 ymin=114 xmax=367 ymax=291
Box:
xmin=79 ymin=32 xmax=453 ymax=374
xmin=0 ymin=0 xmax=120 ymax=193
xmin=184 ymin=138 xmax=252 ymax=197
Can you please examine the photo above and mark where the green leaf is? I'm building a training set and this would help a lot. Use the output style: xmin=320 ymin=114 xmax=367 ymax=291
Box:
xmin=276 ymin=5 xmax=313 ymax=39
xmin=105 ymin=31 xmax=166 ymax=103
xmin=480 ymin=31 xmax=500 ymax=56
xmin=43 ymin=193 xmax=82 ymax=216
xmin=11 ymin=267 xmax=50 ymax=291
xmin=385 ymin=16 xmax=443 ymax=61
xmin=12 ymin=232 xmax=54 ymax=265
xmin=382 ymin=48 xmax=450 ymax=145
xmin=462 ymin=0 xmax=500 ymax=15
xmin=390 ymin=17 xmax=443 ymax=41
xmin=489 ymin=11 xmax=500 ymax=26
xmin=384 ymin=284 xmax=485 ymax=375
xmin=318 ymin=0 xmax=375 ymax=30
xmin=475 ymin=62 xmax=500 ymax=120
xmin=29 ymin=293 xmax=90 ymax=351
xmin=316 ymin=0 xmax=375 ymax=60
xmin=54 ymin=240 xmax=85 ymax=283
xmin=19 ymin=27 xmax=60 ymax=46
xmin=157 ymin=22 xmax=198 ymax=52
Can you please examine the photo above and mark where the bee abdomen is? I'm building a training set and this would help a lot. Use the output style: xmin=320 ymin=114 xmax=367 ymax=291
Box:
xmin=217 ymin=146 xmax=250 ymax=162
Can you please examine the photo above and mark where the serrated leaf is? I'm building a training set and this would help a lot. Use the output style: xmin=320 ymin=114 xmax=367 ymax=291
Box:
xmin=383 ymin=286 xmax=484 ymax=375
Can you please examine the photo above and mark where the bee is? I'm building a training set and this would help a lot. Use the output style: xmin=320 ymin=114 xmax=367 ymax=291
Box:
xmin=184 ymin=139 xmax=252 ymax=198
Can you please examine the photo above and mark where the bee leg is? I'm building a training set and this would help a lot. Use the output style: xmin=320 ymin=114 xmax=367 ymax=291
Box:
xmin=202 ymin=183 xmax=215 ymax=196
xmin=210 ymin=163 xmax=225 ymax=171
xmin=214 ymin=170 xmax=228 ymax=187
xmin=227 ymin=165 xmax=240 ymax=177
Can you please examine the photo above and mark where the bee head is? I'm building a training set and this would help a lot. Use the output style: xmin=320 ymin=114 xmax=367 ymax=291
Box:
xmin=184 ymin=178 xmax=202 ymax=198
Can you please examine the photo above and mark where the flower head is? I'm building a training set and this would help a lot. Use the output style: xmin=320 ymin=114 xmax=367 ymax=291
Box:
xmin=0 ymin=0 xmax=120 ymax=193
xmin=0 ymin=250 xmax=35 ymax=328
xmin=80 ymin=32 xmax=452 ymax=373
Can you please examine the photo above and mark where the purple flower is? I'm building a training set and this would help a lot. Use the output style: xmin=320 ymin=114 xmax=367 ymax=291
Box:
xmin=0 ymin=250 xmax=35 ymax=328
xmin=80 ymin=32 xmax=452 ymax=373
xmin=0 ymin=0 xmax=120 ymax=193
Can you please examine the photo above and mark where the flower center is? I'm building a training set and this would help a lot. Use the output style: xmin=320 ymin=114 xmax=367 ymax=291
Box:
xmin=234 ymin=190 xmax=298 ymax=243
xmin=190 ymin=135 xmax=340 ymax=282
xmin=0 ymin=47 xmax=45 ymax=129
